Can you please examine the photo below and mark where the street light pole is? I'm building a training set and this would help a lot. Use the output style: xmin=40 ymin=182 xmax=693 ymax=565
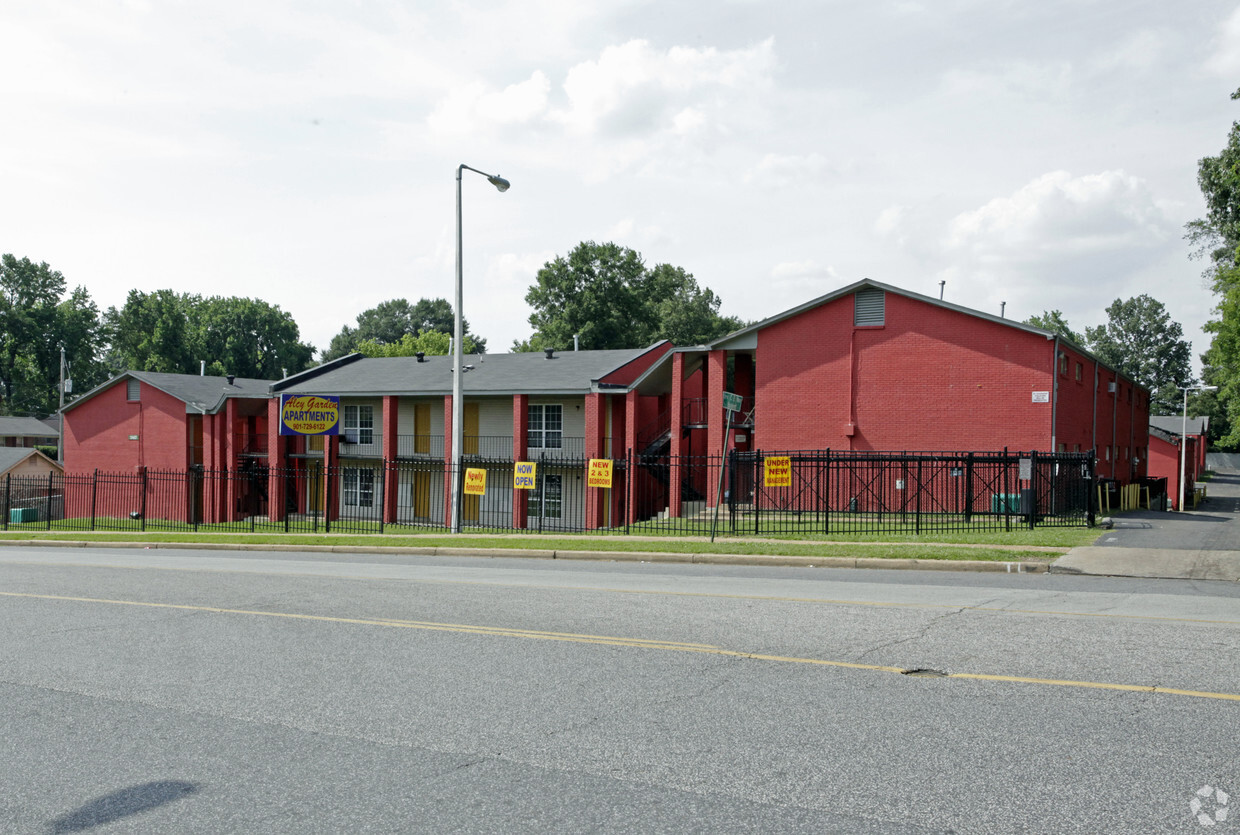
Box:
xmin=451 ymin=164 xmax=510 ymax=534
xmin=1179 ymin=384 xmax=1216 ymax=511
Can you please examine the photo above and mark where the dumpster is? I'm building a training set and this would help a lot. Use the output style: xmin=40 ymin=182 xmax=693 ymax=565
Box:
xmin=9 ymin=507 xmax=38 ymax=523
xmin=991 ymin=493 xmax=1020 ymax=513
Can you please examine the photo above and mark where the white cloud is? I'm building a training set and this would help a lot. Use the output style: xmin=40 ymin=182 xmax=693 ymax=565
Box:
xmin=944 ymin=170 xmax=1173 ymax=258
xmin=1093 ymin=29 xmax=1168 ymax=73
xmin=1206 ymin=5 xmax=1240 ymax=75
xmin=554 ymin=38 xmax=776 ymax=136
xmin=428 ymin=71 xmax=552 ymax=134
xmin=744 ymin=153 xmax=834 ymax=187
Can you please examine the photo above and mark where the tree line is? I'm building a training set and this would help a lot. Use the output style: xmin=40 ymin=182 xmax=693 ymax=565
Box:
xmin=3 ymin=217 xmax=1224 ymax=447
xmin=0 ymin=241 xmax=746 ymax=419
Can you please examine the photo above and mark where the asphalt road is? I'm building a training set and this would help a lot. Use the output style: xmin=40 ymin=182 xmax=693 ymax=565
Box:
xmin=0 ymin=546 xmax=1237 ymax=833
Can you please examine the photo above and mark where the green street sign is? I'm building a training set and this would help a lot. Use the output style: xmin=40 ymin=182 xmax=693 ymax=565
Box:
xmin=722 ymin=391 xmax=743 ymax=412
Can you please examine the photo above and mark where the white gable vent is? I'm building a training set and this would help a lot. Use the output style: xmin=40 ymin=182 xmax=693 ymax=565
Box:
xmin=854 ymin=288 xmax=885 ymax=326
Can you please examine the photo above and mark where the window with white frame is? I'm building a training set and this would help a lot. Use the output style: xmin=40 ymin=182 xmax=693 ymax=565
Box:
xmin=343 ymin=468 xmax=375 ymax=507
xmin=343 ymin=404 xmax=374 ymax=445
xmin=530 ymin=474 xmax=562 ymax=519
xmin=527 ymin=404 xmax=563 ymax=449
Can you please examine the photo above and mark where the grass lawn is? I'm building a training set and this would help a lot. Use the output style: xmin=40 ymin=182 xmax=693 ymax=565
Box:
xmin=0 ymin=523 xmax=1101 ymax=563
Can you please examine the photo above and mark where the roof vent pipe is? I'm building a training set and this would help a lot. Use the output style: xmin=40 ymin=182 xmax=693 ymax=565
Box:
xmin=938 ymin=280 xmax=945 ymax=300
xmin=545 ymin=348 xmax=555 ymax=360
xmin=227 ymin=375 xmax=235 ymax=385
xmin=573 ymin=334 xmax=579 ymax=351
xmin=200 ymin=360 xmax=205 ymax=376
xmin=415 ymin=352 xmax=425 ymax=363
xmin=1000 ymin=301 xmax=1006 ymax=319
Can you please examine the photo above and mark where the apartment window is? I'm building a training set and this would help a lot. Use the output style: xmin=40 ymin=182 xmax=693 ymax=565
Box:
xmin=343 ymin=404 xmax=374 ymax=445
xmin=1059 ymin=354 xmax=1068 ymax=375
xmin=1075 ymin=362 xmax=1083 ymax=382
xmin=343 ymin=468 xmax=375 ymax=508
xmin=530 ymin=474 xmax=562 ymax=519
xmin=528 ymin=404 xmax=563 ymax=449
xmin=126 ymin=379 xmax=140 ymax=401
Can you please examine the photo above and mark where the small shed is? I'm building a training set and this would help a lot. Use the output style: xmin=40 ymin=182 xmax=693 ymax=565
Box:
xmin=0 ymin=447 xmax=62 ymax=479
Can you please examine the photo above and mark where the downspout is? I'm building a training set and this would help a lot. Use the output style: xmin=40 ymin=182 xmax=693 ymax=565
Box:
xmin=1091 ymin=359 xmax=1098 ymax=460
xmin=848 ymin=329 xmax=857 ymax=452
xmin=1129 ymin=381 xmax=1137 ymax=479
xmin=1050 ymin=336 xmax=1059 ymax=452
xmin=1116 ymin=374 xmax=1125 ymax=478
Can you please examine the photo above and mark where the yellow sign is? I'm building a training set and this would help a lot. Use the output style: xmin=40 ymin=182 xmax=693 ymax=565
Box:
xmin=279 ymin=394 xmax=340 ymax=436
xmin=587 ymin=459 xmax=613 ymax=488
xmin=464 ymin=467 xmax=487 ymax=495
xmin=764 ymin=456 xmax=792 ymax=487
xmin=513 ymin=461 xmax=537 ymax=490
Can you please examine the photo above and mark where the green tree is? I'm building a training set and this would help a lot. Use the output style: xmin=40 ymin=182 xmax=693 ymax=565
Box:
xmin=105 ymin=289 xmax=197 ymax=374
xmin=0 ymin=255 xmax=108 ymax=416
xmin=518 ymin=242 xmax=744 ymax=351
xmin=191 ymin=296 xmax=315 ymax=379
xmin=324 ymin=298 xmax=486 ymax=360
xmin=1025 ymin=310 xmax=1084 ymax=345
xmin=355 ymin=329 xmax=483 ymax=358
xmin=1189 ymin=88 xmax=1240 ymax=448
xmin=107 ymin=291 xmax=314 ymax=379
xmin=1083 ymin=295 xmax=1193 ymax=415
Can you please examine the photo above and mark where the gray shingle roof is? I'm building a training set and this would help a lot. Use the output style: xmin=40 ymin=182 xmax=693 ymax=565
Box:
xmin=1150 ymin=415 xmax=1209 ymax=436
xmin=0 ymin=446 xmax=60 ymax=475
xmin=276 ymin=348 xmax=657 ymax=397
xmin=64 ymin=371 xmax=275 ymax=415
xmin=0 ymin=416 xmax=59 ymax=438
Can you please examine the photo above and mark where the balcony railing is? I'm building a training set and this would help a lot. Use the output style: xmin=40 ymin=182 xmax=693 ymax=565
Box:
xmin=236 ymin=432 xmax=268 ymax=456
xmin=329 ymin=434 xmax=606 ymax=460
xmin=397 ymin=434 xmax=446 ymax=459
xmin=340 ymin=431 xmax=382 ymax=458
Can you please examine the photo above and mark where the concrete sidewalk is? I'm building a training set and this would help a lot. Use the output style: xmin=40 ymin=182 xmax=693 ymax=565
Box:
xmin=1051 ymin=468 xmax=1240 ymax=582
xmin=1051 ymin=546 xmax=1240 ymax=581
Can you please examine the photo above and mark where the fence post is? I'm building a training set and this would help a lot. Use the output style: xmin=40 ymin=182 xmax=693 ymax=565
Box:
xmin=964 ymin=453 xmax=974 ymax=524
xmin=1086 ymin=452 xmax=1096 ymax=527
xmin=46 ymin=470 xmax=54 ymax=530
xmin=1002 ymin=448 xmax=1011 ymax=532
xmin=3 ymin=474 xmax=9 ymax=531
xmin=914 ymin=457 xmax=921 ymax=535
xmin=624 ymin=450 xmax=631 ymax=536
xmin=324 ymin=462 xmax=332 ymax=534
xmin=140 ymin=468 xmax=148 ymax=532
xmin=90 ymin=470 xmax=98 ymax=530
xmin=823 ymin=449 xmax=831 ymax=535
xmin=1029 ymin=451 xmax=1038 ymax=530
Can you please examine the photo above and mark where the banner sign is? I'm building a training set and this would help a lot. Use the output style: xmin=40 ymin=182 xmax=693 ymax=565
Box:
xmin=464 ymin=467 xmax=487 ymax=495
xmin=514 ymin=461 xmax=537 ymax=489
xmin=764 ymin=456 xmax=792 ymax=488
xmin=280 ymin=394 xmax=340 ymax=436
xmin=588 ymin=459 xmax=613 ymax=488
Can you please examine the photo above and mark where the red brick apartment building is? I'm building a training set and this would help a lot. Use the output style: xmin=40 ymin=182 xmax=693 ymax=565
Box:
xmin=58 ymin=280 xmax=1148 ymax=527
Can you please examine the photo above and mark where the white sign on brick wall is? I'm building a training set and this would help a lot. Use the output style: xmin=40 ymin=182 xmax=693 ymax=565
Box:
xmin=1031 ymin=391 xmax=1050 ymax=403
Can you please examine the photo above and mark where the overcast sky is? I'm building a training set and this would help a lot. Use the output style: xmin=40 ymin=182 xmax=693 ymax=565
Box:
xmin=4 ymin=1 xmax=1240 ymax=372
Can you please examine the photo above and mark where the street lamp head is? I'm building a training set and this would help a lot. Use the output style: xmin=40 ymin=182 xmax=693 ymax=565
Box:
xmin=487 ymin=175 xmax=511 ymax=192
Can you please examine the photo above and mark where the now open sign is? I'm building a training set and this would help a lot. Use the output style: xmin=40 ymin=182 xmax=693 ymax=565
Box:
xmin=464 ymin=468 xmax=487 ymax=495
xmin=513 ymin=461 xmax=537 ymax=490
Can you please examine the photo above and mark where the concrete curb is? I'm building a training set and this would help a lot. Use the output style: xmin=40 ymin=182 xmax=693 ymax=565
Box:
xmin=0 ymin=538 xmax=1052 ymax=573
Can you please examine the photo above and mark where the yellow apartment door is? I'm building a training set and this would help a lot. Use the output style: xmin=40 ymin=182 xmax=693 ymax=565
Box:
xmin=414 ymin=403 xmax=431 ymax=454
xmin=413 ymin=470 xmax=430 ymax=518
xmin=464 ymin=403 xmax=479 ymax=456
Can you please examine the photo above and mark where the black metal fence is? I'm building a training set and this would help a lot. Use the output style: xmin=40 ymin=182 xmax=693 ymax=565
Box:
xmin=2 ymin=448 xmax=1095 ymax=537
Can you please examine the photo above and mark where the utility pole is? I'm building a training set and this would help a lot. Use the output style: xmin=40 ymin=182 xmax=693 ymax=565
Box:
xmin=58 ymin=345 xmax=66 ymax=462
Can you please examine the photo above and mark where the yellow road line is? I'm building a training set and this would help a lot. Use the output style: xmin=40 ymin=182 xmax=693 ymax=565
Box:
xmin=3 ymin=590 xmax=1239 ymax=702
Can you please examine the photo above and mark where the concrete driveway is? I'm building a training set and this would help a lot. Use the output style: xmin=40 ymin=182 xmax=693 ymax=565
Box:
xmin=1053 ymin=468 xmax=1240 ymax=581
